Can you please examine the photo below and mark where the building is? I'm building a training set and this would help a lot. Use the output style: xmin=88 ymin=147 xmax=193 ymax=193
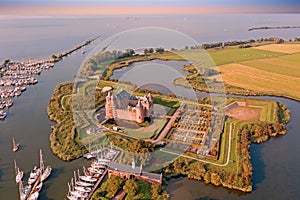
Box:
xmin=108 ymin=160 xmax=162 ymax=185
xmin=105 ymin=90 xmax=154 ymax=123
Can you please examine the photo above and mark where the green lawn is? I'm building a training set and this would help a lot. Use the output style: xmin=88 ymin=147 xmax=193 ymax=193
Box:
xmin=208 ymin=48 xmax=286 ymax=66
xmin=122 ymin=118 xmax=168 ymax=139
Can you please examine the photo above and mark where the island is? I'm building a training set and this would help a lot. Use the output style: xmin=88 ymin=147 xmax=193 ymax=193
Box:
xmin=47 ymin=38 xmax=296 ymax=198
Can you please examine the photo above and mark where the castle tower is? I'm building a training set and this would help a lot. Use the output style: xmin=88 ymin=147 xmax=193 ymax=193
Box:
xmin=105 ymin=92 xmax=114 ymax=119
xmin=136 ymin=98 xmax=144 ymax=123
xmin=147 ymin=93 xmax=154 ymax=115
xmin=143 ymin=97 xmax=150 ymax=117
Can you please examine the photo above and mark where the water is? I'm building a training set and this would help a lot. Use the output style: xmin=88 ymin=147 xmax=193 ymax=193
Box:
xmin=0 ymin=14 xmax=300 ymax=199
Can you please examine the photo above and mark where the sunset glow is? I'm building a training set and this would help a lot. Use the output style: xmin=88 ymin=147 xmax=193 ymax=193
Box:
xmin=0 ymin=0 xmax=300 ymax=15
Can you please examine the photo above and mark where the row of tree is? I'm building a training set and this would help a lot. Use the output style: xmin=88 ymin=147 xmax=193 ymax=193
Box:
xmin=91 ymin=175 xmax=168 ymax=200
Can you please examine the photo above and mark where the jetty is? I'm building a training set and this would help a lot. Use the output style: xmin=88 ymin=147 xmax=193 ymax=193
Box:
xmin=66 ymin=147 xmax=119 ymax=200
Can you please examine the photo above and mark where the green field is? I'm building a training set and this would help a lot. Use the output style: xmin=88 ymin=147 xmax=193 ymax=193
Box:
xmin=154 ymin=42 xmax=300 ymax=101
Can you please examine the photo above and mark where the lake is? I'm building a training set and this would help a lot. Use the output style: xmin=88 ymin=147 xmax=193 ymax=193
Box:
xmin=0 ymin=14 xmax=300 ymax=199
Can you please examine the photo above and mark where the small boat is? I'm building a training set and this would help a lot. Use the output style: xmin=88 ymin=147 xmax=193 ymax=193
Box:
xmin=0 ymin=110 xmax=7 ymax=120
xmin=14 ymin=160 xmax=23 ymax=184
xmin=79 ymin=175 xmax=97 ymax=183
xmin=74 ymin=186 xmax=92 ymax=193
xmin=5 ymin=99 xmax=13 ymax=107
xmin=70 ymin=190 xmax=88 ymax=198
xmin=87 ymin=166 xmax=104 ymax=174
xmin=28 ymin=166 xmax=40 ymax=185
xmin=19 ymin=182 xmax=31 ymax=200
xmin=41 ymin=165 xmax=52 ymax=182
xmin=40 ymin=149 xmax=52 ymax=182
xmin=12 ymin=137 xmax=20 ymax=152
xmin=28 ymin=191 xmax=39 ymax=200
xmin=33 ymin=181 xmax=43 ymax=192
xmin=75 ymin=181 xmax=94 ymax=187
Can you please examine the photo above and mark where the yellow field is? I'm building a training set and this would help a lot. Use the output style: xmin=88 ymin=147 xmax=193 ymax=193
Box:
xmin=218 ymin=63 xmax=300 ymax=100
xmin=253 ymin=43 xmax=300 ymax=54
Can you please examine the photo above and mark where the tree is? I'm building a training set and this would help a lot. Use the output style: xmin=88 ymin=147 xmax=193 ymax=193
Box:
xmin=144 ymin=49 xmax=149 ymax=55
xmin=123 ymin=179 xmax=138 ymax=198
xmin=125 ymin=49 xmax=135 ymax=56
xmin=149 ymin=48 xmax=154 ymax=53
xmin=151 ymin=184 xmax=162 ymax=199
xmin=155 ymin=47 xmax=165 ymax=53
xmin=210 ymin=172 xmax=222 ymax=186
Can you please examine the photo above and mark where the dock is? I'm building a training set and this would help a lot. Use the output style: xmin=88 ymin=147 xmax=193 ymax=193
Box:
xmin=87 ymin=169 xmax=108 ymax=199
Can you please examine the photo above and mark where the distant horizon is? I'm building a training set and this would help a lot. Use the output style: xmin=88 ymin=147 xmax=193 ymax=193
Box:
xmin=1 ymin=0 xmax=300 ymax=15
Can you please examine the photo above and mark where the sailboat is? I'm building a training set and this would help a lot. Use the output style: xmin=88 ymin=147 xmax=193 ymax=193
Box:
xmin=14 ymin=160 xmax=23 ymax=184
xmin=40 ymin=149 xmax=52 ymax=182
xmin=12 ymin=137 xmax=19 ymax=152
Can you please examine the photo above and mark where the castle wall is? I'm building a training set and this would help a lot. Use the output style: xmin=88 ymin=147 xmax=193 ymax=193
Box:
xmin=105 ymin=93 xmax=154 ymax=123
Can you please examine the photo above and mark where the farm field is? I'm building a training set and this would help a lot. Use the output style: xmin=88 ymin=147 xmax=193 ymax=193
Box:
xmin=253 ymin=43 xmax=300 ymax=54
xmin=218 ymin=63 xmax=300 ymax=100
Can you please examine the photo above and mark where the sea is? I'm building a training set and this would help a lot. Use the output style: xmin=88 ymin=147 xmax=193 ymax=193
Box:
xmin=0 ymin=14 xmax=300 ymax=200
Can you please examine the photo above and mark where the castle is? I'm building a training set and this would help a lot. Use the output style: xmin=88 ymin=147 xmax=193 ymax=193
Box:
xmin=105 ymin=90 xmax=154 ymax=123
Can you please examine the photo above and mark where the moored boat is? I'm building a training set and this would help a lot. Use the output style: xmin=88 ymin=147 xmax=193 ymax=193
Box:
xmin=28 ymin=191 xmax=39 ymax=200
xmin=0 ymin=110 xmax=7 ymax=120
xmin=79 ymin=175 xmax=97 ymax=183
xmin=12 ymin=137 xmax=20 ymax=152
xmin=28 ymin=166 xmax=40 ymax=185
xmin=33 ymin=182 xmax=43 ymax=193
xmin=14 ymin=160 xmax=23 ymax=184
xmin=41 ymin=165 xmax=52 ymax=182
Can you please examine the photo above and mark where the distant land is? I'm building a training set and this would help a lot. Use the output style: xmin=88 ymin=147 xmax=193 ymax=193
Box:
xmin=248 ymin=25 xmax=300 ymax=31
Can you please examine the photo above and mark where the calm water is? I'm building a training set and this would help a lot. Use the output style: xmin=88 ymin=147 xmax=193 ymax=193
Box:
xmin=0 ymin=14 xmax=300 ymax=200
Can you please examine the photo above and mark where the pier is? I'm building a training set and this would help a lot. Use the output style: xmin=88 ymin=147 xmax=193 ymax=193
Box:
xmin=87 ymin=169 xmax=108 ymax=200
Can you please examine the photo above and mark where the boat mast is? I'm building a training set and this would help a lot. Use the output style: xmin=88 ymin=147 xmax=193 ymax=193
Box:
xmin=14 ymin=159 xmax=18 ymax=175
xmin=12 ymin=137 xmax=16 ymax=148
xmin=40 ymin=149 xmax=44 ymax=173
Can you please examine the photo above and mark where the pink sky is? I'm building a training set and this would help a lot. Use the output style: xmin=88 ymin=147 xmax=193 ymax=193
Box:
xmin=0 ymin=4 xmax=299 ymax=15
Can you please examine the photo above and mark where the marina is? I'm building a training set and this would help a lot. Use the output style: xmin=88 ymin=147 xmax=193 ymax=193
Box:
xmin=0 ymin=59 xmax=55 ymax=120
xmin=66 ymin=147 xmax=119 ymax=200
xmin=17 ymin=149 xmax=52 ymax=200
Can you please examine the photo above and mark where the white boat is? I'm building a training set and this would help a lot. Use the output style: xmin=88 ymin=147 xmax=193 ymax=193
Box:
xmin=33 ymin=181 xmax=43 ymax=193
xmin=28 ymin=166 xmax=40 ymax=185
xmin=87 ymin=166 xmax=104 ymax=174
xmin=67 ymin=194 xmax=81 ymax=200
xmin=41 ymin=165 xmax=52 ymax=182
xmin=5 ymin=99 xmax=13 ymax=107
xmin=40 ymin=149 xmax=52 ymax=182
xmin=70 ymin=190 xmax=88 ymax=198
xmin=12 ymin=137 xmax=19 ymax=152
xmin=14 ymin=160 xmax=23 ymax=184
xmin=75 ymin=181 xmax=94 ymax=187
xmin=79 ymin=175 xmax=97 ymax=183
xmin=74 ymin=186 xmax=92 ymax=193
xmin=0 ymin=110 xmax=7 ymax=120
xmin=28 ymin=191 xmax=39 ymax=200
xmin=19 ymin=182 xmax=31 ymax=200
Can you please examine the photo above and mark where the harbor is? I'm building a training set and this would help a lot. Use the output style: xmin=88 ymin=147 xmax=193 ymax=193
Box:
xmin=0 ymin=59 xmax=55 ymax=120
xmin=66 ymin=147 xmax=119 ymax=200
xmin=16 ymin=149 xmax=52 ymax=200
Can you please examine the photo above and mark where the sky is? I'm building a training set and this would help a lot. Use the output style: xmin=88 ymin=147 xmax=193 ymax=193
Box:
xmin=0 ymin=0 xmax=300 ymax=15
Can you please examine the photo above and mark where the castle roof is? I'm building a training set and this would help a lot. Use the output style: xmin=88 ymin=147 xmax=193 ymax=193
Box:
xmin=136 ymin=98 xmax=142 ymax=108
xmin=108 ymin=161 xmax=141 ymax=175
